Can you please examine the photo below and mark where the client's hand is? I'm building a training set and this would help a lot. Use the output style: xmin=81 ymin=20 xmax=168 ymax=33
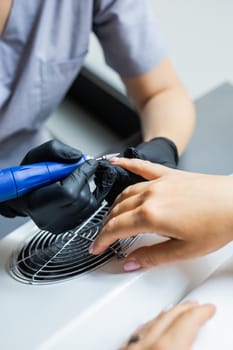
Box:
xmin=0 ymin=140 xmax=115 ymax=234
xmin=120 ymin=301 xmax=215 ymax=350
xmin=96 ymin=137 xmax=178 ymax=206
xmin=90 ymin=158 xmax=233 ymax=270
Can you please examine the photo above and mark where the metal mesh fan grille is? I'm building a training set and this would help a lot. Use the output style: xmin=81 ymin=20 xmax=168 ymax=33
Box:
xmin=9 ymin=203 xmax=137 ymax=285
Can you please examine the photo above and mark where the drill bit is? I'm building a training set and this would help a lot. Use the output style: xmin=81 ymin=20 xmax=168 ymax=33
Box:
xmin=96 ymin=153 xmax=120 ymax=161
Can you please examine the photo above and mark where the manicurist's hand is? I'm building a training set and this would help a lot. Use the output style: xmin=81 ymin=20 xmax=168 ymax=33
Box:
xmin=120 ymin=301 xmax=215 ymax=350
xmin=90 ymin=158 xmax=233 ymax=271
xmin=0 ymin=140 xmax=115 ymax=234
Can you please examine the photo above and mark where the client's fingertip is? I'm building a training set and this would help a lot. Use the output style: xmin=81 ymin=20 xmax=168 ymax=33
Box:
xmin=201 ymin=303 xmax=216 ymax=318
xmin=88 ymin=242 xmax=106 ymax=255
xmin=123 ymin=260 xmax=142 ymax=272
xmin=88 ymin=242 xmax=95 ymax=254
xmin=109 ymin=157 xmax=122 ymax=164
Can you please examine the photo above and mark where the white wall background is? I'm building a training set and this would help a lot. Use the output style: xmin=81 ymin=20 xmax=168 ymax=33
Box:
xmin=85 ymin=0 xmax=233 ymax=99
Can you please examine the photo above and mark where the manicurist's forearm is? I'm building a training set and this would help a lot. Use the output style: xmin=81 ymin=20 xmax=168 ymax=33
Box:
xmin=122 ymin=58 xmax=196 ymax=155
xmin=139 ymin=85 xmax=195 ymax=155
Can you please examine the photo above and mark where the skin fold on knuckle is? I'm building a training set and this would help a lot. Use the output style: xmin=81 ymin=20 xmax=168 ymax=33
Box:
xmin=102 ymin=216 xmax=118 ymax=234
xmin=137 ymin=200 xmax=157 ymax=226
xmin=119 ymin=187 xmax=132 ymax=199
xmin=97 ymin=219 xmax=119 ymax=246
xmin=108 ymin=203 xmax=121 ymax=218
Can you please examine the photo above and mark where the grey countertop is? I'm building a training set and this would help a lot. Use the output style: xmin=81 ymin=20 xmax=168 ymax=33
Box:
xmin=179 ymin=82 xmax=233 ymax=174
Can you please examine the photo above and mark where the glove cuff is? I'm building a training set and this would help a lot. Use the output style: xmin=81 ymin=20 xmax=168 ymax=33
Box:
xmin=123 ymin=137 xmax=179 ymax=168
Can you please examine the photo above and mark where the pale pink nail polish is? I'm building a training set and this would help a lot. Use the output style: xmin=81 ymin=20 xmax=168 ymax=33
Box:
xmin=88 ymin=242 xmax=95 ymax=254
xmin=109 ymin=157 xmax=120 ymax=163
xmin=124 ymin=261 xmax=141 ymax=272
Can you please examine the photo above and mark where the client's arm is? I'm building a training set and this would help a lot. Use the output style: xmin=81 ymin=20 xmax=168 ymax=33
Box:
xmin=91 ymin=158 xmax=233 ymax=271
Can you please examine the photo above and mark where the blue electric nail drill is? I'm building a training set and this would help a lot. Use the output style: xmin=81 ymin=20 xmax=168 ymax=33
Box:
xmin=0 ymin=153 xmax=120 ymax=202
xmin=0 ymin=156 xmax=88 ymax=202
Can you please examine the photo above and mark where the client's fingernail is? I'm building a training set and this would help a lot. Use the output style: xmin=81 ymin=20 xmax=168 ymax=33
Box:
xmin=89 ymin=242 xmax=95 ymax=254
xmin=124 ymin=260 xmax=141 ymax=272
xmin=109 ymin=157 xmax=120 ymax=163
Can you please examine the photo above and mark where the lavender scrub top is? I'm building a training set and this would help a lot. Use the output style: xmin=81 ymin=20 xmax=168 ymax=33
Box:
xmin=0 ymin=0 xmax=166 ymax=167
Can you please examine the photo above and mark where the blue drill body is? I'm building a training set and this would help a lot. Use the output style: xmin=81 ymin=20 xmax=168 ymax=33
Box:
xmin=0 ymin=156 xmax=87 ymax=202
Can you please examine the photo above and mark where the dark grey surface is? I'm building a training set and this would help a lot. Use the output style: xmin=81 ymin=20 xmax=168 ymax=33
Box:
xmin=0 ymin=216 xmax=29 ymax=239
xmin=179 ymin=82 xmax=233 ymax=174
xmin=1 ymin=82 xmax=233 ymax=239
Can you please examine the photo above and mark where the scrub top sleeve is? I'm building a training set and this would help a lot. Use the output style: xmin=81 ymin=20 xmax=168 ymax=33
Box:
xmin=93 ymin=0 xmax=167 ymax=78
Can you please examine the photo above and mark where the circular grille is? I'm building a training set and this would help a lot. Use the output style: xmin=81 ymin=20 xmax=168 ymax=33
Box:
xmin=9 ymin=203 xmax=137 ymax=285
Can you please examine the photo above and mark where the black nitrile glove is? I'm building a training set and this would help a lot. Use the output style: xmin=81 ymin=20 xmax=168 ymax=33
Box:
xmin=96 ymin=137 xmax=178 ymax=205
xmin=0 ymin=140 xmax=116 ymax=234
